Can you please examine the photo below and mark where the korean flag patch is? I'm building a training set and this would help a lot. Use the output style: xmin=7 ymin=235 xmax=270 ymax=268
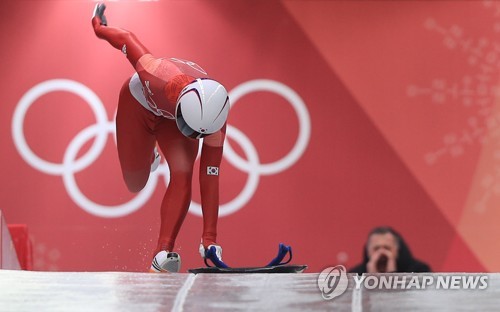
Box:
xmin=207 ymin=166 xmax=219 ymax=176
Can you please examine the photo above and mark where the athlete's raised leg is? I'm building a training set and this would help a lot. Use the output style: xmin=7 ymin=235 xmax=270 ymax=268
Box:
xmin=92 ymin=3 xmax=150 ymax=67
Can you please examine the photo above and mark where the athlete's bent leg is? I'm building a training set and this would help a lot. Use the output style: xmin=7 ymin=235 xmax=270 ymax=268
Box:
xmin=116 ymin=78 xmax=157 ymax=193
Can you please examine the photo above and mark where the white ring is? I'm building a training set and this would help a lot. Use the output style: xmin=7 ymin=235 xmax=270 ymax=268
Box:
xmin=226 ymin=79 xmax=311 ymax=175
xmin=13 ymin=79 xmax=311 ymax=218
xmin=12 ymin=79 xmax=108 ymax=175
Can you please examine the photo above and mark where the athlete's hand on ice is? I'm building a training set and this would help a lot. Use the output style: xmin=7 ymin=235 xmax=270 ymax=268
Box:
xmin=92 ymin=3 xmax=108 ymax=26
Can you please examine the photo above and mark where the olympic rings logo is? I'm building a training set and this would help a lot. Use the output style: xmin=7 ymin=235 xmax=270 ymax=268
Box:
xmin=12 ymin=79 xmax=311 ymax=218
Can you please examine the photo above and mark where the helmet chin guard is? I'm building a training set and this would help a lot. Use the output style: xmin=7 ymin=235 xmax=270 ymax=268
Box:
xmin=175 ymin=78 xmax=230 ymax=139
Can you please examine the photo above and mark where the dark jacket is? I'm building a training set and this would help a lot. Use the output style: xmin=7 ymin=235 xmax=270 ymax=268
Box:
xmin=349 ymin=230 xmax=431 ymax=274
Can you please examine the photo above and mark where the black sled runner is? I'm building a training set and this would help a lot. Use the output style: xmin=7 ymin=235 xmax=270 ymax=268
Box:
xmin=188 ymin=243 xmax=307 ymax=274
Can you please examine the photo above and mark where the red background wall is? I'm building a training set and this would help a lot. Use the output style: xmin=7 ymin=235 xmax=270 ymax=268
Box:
xmin=1 ymin=0 xmax=498 ymax=273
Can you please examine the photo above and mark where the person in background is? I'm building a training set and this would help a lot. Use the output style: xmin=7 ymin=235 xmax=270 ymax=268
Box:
xmin=349 ymin=226 xmax=431 ymax=274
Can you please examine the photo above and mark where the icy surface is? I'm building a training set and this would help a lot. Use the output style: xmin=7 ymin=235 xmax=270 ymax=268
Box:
xmin=0 ymin=271 xmax=499 ymax=311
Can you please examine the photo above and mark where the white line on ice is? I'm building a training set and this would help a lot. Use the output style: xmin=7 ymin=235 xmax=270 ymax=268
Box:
xmin=172 ymin=273 xmax=197 ymax=312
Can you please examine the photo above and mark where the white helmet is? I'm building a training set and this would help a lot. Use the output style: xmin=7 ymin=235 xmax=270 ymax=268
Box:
xmin=175 ymin=78 xmax=230 ymax=139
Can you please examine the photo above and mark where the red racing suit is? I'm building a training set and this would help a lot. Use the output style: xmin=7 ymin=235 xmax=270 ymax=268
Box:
xmin=92 ymin=15 xmax=225 ymax=256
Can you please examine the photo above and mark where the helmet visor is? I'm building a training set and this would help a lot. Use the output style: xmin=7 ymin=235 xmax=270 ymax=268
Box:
xmin=176 ymin=105 xmax=207 ymax=139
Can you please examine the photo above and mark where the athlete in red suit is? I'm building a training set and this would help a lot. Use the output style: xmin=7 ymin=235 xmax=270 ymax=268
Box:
xmin=91 ymin=3 xmax=228 ymax=272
